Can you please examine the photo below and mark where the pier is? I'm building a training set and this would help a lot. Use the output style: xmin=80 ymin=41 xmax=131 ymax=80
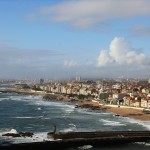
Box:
xmin=1 ymin=131 xmax=150 ymax=149
xmin=48 ymin=130 xmax=150 ymax=140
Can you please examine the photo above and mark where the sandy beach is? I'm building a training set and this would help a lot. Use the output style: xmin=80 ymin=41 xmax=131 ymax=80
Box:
xmin=75 ymin=99 xmax=150 ymax=121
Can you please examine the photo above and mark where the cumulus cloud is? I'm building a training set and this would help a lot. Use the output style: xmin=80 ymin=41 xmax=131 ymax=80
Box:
xmin=97 ymin=37 xmax=145 ymax=66
xmin=29 ymin=0 xmax=150 ymax=28
xmin=64 ymin=60 xmax=77 ymax=67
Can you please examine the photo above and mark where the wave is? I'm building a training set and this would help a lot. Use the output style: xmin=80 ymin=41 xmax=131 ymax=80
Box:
xmin=76 ymin=108 xmax=110 ymax=116
xmin=42 ymin=117 xmax=50 ymax=120
xmin=37 ymin=107 xmax=42 ymax=110
xmin=0 ymin=128 xmax=53 ymax=144
xmin=6 ymin=129 xmax=18 ymax=134
xmin=0 ymin=98 xmax=8 ymax=101
xmin=60 ymin=127 xmax=77 ymax=133
xmin=69 ymin=123 xmax=76 ymax=127
xmin=78 ymin=145 xmax=93 ymax=150
xmin=100 ymin=119 xmax=126 ymax=126
xmin=59 ymin=123 xmax=77 ymax=133
xmin=13 ymin=116 xmax=43 ymax=119
xmin=9 ymin=95 xmax=42 ymax=102
xmin=124 ymin=117 xmax=150 ymax=130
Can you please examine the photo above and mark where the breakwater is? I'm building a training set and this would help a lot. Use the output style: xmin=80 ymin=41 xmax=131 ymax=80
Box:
xmin=1 ymin=134 xmax=150 ymax=150
xmin=48 ymin=130 xmax=150 ymax=139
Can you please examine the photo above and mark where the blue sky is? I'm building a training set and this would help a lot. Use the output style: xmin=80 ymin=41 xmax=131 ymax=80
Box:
xmin=0 ymin=0 xmax=150 ymax=79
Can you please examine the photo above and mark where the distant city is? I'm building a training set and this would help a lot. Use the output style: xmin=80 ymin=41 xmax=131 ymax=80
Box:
xmin=0 ymin=76 xmax=149 ymax=84
xmin=1 ymin=76 xmax=150 ymax=109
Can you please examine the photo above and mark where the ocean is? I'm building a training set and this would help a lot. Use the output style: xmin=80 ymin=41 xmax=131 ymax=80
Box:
xmin=0 ymin=84 xmax=150 ymax=150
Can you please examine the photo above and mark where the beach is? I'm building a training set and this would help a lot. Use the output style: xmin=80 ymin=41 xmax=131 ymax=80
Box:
xmin=76 ymin=99 xmax=150 ymax=121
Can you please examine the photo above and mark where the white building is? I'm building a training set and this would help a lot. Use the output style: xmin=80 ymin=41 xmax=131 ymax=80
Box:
xmin=76 ymin=76 xmax=81 ymax=82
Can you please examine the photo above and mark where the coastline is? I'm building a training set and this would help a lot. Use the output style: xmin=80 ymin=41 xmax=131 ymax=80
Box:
xmin=1 ymin=88 xmax=150 ymax=121
xmin=0 ymin=88 xmax=150 ymax=149
xmin=75 ymin=99 xmax=150 ymax=121
xmin=43 ymin=93 xmax=150 ymax=121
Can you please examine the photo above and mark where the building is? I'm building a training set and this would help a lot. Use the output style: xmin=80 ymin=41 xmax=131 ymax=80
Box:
xmin=40 ymin=78 xmax=44 ymax=85
xmin=148 ymin=78 xmax=150 ymax=84
xmin=76 ymin=76 xmax=81 ymax=82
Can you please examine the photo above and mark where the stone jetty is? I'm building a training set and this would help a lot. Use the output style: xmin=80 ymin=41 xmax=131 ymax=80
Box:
xmin=1 ymin=131 xmax=150 ymax=149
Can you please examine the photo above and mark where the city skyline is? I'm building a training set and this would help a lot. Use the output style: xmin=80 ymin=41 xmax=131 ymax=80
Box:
xmin=0 ymin=0 xmax=150 ymax=79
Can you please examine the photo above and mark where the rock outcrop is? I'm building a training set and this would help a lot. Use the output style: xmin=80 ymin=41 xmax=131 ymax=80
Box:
xmin=2 ymin=132 xmax=33 ymax=138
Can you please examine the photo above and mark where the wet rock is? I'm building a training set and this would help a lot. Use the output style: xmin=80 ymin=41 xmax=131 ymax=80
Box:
xmin=19 ymin=132 xmax=33 ymax=137
xmin=2 ymin=133 xmax=21 ymax=137
xmin=2 ymin=132 xmax=33 ymax=138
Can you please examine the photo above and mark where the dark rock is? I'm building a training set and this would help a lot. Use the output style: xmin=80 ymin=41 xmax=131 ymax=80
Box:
xmin=43 ymin=94 xmax=58 ymax=100
xmin=2 ymin=132 xmax=33 ymax=138
xmin=2 ymin=133 xmax=21 ymax=137
xmin=19 ymin=132 xmax=33 ymax=137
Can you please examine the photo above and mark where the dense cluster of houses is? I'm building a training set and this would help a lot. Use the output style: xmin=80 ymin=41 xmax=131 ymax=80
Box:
xmin=35 ymin=79 xmax=150 ymax=108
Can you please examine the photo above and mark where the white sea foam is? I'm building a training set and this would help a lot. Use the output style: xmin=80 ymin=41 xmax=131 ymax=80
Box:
xmin=145 ymin=143 xmax=150 ymax=146
xmin=63 ymin=108 xmax=74 ymax=114
xmin=76 ymin=108 xmax=110 ymax=116
xmin=0 ymin=128 xmax=18 ymax=137
xmin=100 ymin=119 xmax=126 ymax=126
xmin=60 ymin=123 xmax=77 ymax=133
xmin=7 ymin=129 xmax=18 ymax=134
xmin=9 ymin=96 xmax=23 ymax=101
xmin=9 ymin=132 xmax=54 ymax=144
xmin=78 ymin=145 xmax=93 ymax=150
xmin=42 ymin=117 xmax=50 ymax=120
xmin=124 ymin=117 xmax=150 ymax=130
xmin=0 ymin=97 xmax=8 ymax=101
xmin=37 ymin=107 xmax=42 ymax=110
xmin=14 ymin=116 xmax=43 ymax=119
xmin=9 ymin=95 xmax=42 ymax=103
xmin=0 ymin=129 xmax=53 ymax=144
xmin=34 ymin=100 xmax=65 ymax=107
xmin=34 ymin=101 xmax=76 ymax=115
xmin=69 ymin=123 xmax=76 ymax=127
xmin=60 ymin=127 xmax=77 ymax=133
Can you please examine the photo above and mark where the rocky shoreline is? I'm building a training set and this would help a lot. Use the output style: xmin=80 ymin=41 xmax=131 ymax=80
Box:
xmin=43 ymin=93 xmax=150 ymax=121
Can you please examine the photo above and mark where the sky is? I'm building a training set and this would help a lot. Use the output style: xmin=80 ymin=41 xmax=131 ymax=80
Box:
xmin=0 ymin=0 xmax=150 ymax=80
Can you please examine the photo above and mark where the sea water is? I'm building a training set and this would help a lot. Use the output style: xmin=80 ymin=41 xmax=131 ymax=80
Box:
xmin=0 ymin=86 xmax=150 ymax=149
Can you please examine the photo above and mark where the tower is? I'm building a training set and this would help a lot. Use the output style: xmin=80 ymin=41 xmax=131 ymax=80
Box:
xmin=76 ymin=76 xmax=81 ymax=82
xmin=40 ymin=78 xmax=44 ymax=84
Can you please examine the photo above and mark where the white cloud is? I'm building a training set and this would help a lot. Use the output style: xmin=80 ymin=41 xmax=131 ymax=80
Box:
xmin=97 ymin=37 xmax=145 ymax=66
xmin=30 ymin=0 xmax=150 ymax=28
xmin=97 ymin=50 xmax=113 ymax=66
xmin=64 ymin=60 xmax=77 ymax=67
